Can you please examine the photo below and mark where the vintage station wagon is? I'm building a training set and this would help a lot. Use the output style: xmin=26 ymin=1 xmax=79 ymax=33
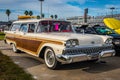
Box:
xmin=5 ymin=19 xmax=115 ymax=69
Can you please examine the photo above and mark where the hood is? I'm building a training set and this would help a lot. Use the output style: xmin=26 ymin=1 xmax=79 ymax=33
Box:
xmin=103 ymin=18 xmax=120 ymax=34
xmin=94 ymin=34 xmax=112 ymax=42
xmin=35 ymin=33 xmax=107 ymax=46
xmin=103 ymin=18 xmax=120 ymax=30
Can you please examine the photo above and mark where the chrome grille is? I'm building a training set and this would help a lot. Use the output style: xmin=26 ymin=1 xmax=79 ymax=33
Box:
xmin=63 ymin=46 xmax=113 ymax=55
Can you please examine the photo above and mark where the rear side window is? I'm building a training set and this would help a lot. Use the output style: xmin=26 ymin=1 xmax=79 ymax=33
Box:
xmin=28 ymin=23 xmax=36 ymax=33
xmin=19 ymin=24 xmax=28 ymax=33
xmin=11 ymin=24 xmax=21 ymax=31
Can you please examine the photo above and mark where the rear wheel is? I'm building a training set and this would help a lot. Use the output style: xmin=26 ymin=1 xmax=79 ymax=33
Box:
xmin=44 ymin=47 xmax=60 ymax=69
xmin=12 ymin=44 xmax=19 ymax=53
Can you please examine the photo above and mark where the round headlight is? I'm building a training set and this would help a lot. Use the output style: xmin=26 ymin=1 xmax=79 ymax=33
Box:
xmin=65 ymin=39 xmax=79 ymax=48
xmin=66 ymin=40 xmax=71 ymax=47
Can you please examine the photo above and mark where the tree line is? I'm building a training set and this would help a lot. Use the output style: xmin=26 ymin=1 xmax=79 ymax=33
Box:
xmin=5 ymin=9 xmax=58 ymax=21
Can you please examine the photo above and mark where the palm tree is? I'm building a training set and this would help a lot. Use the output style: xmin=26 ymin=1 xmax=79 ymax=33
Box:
xmin=29 ymin=11 xmax=33 ymax=16
xmin=50 ymin=15 xmax=54 ymax=19
xmin=6 ymin=9 xmax=11 ymax=21
xmin=24 ymin=10 xmax=29 ymax=15
xmin=54 ymin=14 xmax=58 ymax=19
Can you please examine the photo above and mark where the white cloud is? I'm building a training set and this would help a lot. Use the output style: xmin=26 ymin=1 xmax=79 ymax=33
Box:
xmin=44 ymin=0 xmax=87 ymax=17
xmin=0 ymin=11 xmax=20 ymax=21
xmin=87 ymin=0 xmax=97 ymax=3
xmin=42 ymin=0 xmax=83 ymax=18
xmin=0 ymin=0 xmax=15 ymax=4
xmin=76 ymin=0 xmax=86 ymax=4
xmin=65 ymin=0 xmax=86 ymax=4
xmin=89 ymin=8 xmax=108 ymax=16
xmin=105 ymin=4 xmax=120 ymax=8
xmin=0 ymin=0 xmax=119 ymax=21
xmin=0 ymin=12 xmax=8 ymax=21
xmin=105 ymin=4 xmax=120 ymax=15
xmin=0 ymin=0 xmax=84 ymax=21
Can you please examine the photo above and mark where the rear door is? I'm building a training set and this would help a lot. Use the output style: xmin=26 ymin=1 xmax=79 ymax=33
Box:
xmin=22 ymin=23 xmax=40 ymax=53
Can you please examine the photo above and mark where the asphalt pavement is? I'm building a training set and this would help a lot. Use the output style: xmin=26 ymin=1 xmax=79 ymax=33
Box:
xmin=0 ymin=41 xmax=120 ymax=80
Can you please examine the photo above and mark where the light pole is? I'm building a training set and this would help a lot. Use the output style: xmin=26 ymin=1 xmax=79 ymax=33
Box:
xmin=110 ymin=7 xmax=115 ymax=17
xmin=84 ymin=8 xmax=88 ymax=23
xmin=39 ymin=0 xmax=44 ymax=18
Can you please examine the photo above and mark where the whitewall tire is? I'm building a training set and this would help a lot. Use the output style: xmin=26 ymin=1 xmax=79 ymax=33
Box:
xmin=44 ymin=47 xmax=60 ymax=69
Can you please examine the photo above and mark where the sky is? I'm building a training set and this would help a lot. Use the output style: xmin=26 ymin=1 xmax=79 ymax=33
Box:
xmin=0 ymin=0 xmax=120 ymax=21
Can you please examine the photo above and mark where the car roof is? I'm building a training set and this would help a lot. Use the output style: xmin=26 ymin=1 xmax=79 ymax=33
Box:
xmin=13 ymin=18 xmax=69 ymax=24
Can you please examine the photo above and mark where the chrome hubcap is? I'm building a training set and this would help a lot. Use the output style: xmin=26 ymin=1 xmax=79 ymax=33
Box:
xmin=46 ymin=51 xmax=55 ymax=65
xmin=45 ymin=49 xmax=55 ymax=67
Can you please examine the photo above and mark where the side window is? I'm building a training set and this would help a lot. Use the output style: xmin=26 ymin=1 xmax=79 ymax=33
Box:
xmin=85 ymin=27 xmax=96 ymax=34
xmin=36 ymin=24 xmax=48 ymax=33
xmin=11 ymin=24 xmax=21 ymax=31
xmin=19 ymin=24 xmax=28 ymax=33
xmin=28 ymin=24 xmax=36 ymax=33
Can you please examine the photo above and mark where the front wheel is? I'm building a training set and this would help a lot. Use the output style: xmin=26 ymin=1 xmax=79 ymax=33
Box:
xmin=44 ymin=47 xmax=60 ymax=69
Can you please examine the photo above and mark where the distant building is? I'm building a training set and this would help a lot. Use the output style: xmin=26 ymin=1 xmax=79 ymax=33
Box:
xmin=66 ymin=16 xmax=91 ymax=25
xmin=66 ymin=13 xmax=120 ymax=25
xmin=93 ymin=14 xmax=120 ymax=23
xmin=0 ymin=22 xmax=12 ymax=31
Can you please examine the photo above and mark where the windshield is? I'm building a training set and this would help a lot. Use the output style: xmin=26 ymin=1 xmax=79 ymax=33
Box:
xmin=37 ymin=20 xmax=73 ymax=33
xmin=93 ymin=26 xmax=116 ymax=35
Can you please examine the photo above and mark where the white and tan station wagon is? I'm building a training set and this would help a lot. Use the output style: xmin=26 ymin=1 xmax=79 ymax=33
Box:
xmin=5 ymin=18 xmax=115 ymax=69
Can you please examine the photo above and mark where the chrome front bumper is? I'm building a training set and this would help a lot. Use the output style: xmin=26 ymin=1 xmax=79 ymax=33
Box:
xmin=56 ymin=50 xmax=115 ymax=63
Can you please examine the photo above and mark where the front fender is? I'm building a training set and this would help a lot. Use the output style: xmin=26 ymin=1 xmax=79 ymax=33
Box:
xmin=37 ymin=43 xmax=65 ymax=57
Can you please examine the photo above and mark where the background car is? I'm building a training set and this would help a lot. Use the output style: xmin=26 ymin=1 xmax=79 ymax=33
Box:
xmin=104 ymin=18 xmax=120 ymax=34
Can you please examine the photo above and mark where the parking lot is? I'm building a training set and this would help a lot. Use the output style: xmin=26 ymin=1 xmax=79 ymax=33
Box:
xmin=0 ymin=41 xmax=120 ymax=80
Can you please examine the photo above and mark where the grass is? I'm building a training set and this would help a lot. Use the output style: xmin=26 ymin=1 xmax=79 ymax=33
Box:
xmin=0 ymin=51 xmax=35 ymax=80
xmin=0 ymin=32 xmax=5 ymax=40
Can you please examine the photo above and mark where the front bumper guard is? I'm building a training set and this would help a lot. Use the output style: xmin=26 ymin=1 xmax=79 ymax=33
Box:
xmin=56 ymin=50 xmax=115 ymax=63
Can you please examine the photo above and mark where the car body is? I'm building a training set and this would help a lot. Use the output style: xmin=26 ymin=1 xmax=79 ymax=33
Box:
xmin=74 ymin=24 xmax=120 ymax=56
xmin=4 ymin=19 xmax=115 ymax=69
